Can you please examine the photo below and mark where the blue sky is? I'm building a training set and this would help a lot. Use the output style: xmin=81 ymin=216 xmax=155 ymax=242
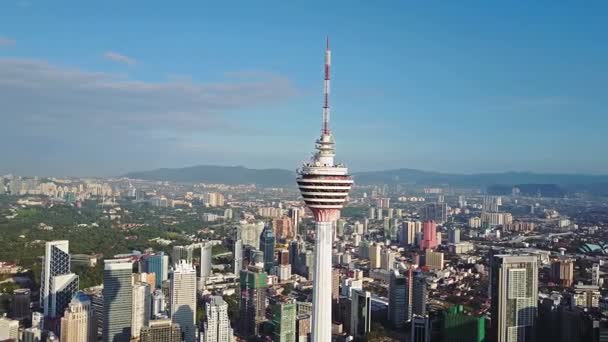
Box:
xmin=1 ymin=1 xmax=607 ymax=176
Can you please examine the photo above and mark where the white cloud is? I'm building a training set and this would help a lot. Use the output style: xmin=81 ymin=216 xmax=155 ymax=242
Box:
xmin=103 ymin=51 xmax=136 ymax=65
xmin=0 ymin=57 xmax=298 ymax=135
xmin=0 ymin=36 xmax=16 ymax=47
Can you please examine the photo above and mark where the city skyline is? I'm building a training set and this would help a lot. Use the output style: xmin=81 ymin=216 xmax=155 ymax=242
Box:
xmin=1 ymin=2 xmax=608 ymax=176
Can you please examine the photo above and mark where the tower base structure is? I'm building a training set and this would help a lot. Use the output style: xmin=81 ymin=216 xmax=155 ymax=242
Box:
xmin=311 ymin=220 xmax=334 ymax=342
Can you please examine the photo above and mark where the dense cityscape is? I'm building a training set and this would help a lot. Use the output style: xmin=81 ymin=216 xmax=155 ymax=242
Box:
xmin=2 ymin=3 xmax=608 ymax=342
xmin=2 ymin=154 xmax=608 ymax=342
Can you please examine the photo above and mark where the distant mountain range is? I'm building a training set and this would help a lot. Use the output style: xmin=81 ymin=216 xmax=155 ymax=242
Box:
xmin=124 ymin=165 xmax=608 ymax=194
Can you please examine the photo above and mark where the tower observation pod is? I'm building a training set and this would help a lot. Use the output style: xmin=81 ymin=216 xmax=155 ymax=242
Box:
xmin=296 ymin=38 xmax=353 ymax=342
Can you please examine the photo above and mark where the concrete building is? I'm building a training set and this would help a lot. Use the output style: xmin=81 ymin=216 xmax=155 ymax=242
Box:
xmin=424 ymin=249 xmax=445 ymax=270
xmin=102 ymin=259 xmax=133 ymax=342
xmin=490 ymin=254 xmax=538 ymax=342
xmin=200 ymin=244 xmax=213 ymax=279
xmin=140 ymin=319 xmax=182 ymax=342
xmin=60 ymin=292 xmax=95 ymax=342
xmin=202 ymin=296 xmax=233 ymax=342
xmin=170 ymin=261 xmax=197 ymax=342
xmin=369 ymin=243 xmax=382 ymax=269
xmin=0 ymin=317 xmax=19 ymax=341
xmin=420 ymin=221 xmax=438 ymax=251
xmin=234 ymin=239 xmax=243 ymax=277
xmin=131 ymin=282 xmax=151 ymax=340
xmin=551 ymin=259 xmax=574 ymax=287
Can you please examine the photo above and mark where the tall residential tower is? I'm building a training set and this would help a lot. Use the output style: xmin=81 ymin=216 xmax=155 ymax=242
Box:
xmin=296 ymin=38 xmax=353 ymax=342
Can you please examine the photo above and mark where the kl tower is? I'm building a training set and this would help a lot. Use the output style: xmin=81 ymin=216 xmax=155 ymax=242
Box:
xmin=297 ymin=38 xmax=353 ymax=342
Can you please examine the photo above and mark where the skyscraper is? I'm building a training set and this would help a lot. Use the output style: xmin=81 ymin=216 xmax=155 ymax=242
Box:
xmin=295 ymin=38 xmax=354 ymax=342
xmin=420 ymin=221 xmax=438 ymax=251
xmin=271 ymin=298 xmax=297 ymax=342
xmin=60 ymin=292 xmax=95 ymax=342
xmin=412 ymin=272 xmax=428 ymax=316
xmin=349 ymin=289 xmax=371 ymax=338
xmin=234 ymin=239 xmax=243 ymax=277
xmin=170 ymin=261 xmax=197 ymax=342
xmin=441 ymin=305 xmax=486 ymax=342
xmin=41 ymin=241 xmax=79 ymax=318
xmin=202 ymin=296 xmax=233 ymax=342
xmin=490 ymin=254 xmax=538 ymax=342
xmin=260 ymin=224 xmax=276 ymax=273
xmin=239 ymin=267 xmax=268 ymax=337
xmin=389 ymin=270 xmax=407 ymax=328
xmin=102 ymin=259 xmax=133 ymax=342
xmin=200 ymin=243 xmax=213 ymax=279
xmin=11 ymin=288 xmax=31 ymax=321
xmin=131 ymin=282 xmax=151 ymax=340
xmin=140 ymin=319 xmax=182 ymax=342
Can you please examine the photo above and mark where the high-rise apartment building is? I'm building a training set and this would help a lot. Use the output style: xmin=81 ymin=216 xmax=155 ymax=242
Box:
xmin=448 ymin=228 xmax=460 ymax=244
xmin=260 ymin=224 xmax=276 ymax=273
xmin=140 ymin=319 xmax=181 ymax=342
xmin=131 ymin=282 xmax=151 ymax=340
xmin=60 ymin=292 xmax=95 ymax=342
xmin=490 ymin=254 xmax=538 ymax=342
xmin=369 ymin=243 xmax=382 ymax=269
xmin=271 ymin=299 xmax=297 ymax=342
xmin=424 ymin=249 xmax=445 ymax=270
xmin=170 ymin=261 xmax=197 ymax=342
xmin=273 ymin=217 xmax=294 ymax=240
xmin=551 ymin=259 xmax=574 ymax=287
xmin=234 ymin=239 xmax=243 ymax=277
xmin=288 ymin=207 xmax=302 ymax=236
xmin=239 ymin=268 xmax=268 ymax=336
xmin=200 ymin=244 xmax=213 ymax=279
xmin=202 ymin=296 xmax=233 ymax=342
xmin=102 ymin=259 xmax=133 ymax=342
xmin=381 ymin=248 xmax=396 ymax=271
xmin=41 ymin=241 xmax=79 ymax=318
xmin=424 ymin=202 xmax=448 ymax=224
xmin=420 ymin=221 xmax=438 ymax=251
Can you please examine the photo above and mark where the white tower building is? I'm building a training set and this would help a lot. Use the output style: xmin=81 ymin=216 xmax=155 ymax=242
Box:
xmin=200 ymin=244 xmax=212 ymax=279
xmin=60 ymin=292 xmax=96 ymax=342
xmin=202 ymin=296 xmax=233 ymax=342
xmin=296 ymin=38 xmax=353 ymax=342
xmin=131 ymin=282 xmax=151 ymax=339
xmin=170 ymin=261 xmax=197 ymax=342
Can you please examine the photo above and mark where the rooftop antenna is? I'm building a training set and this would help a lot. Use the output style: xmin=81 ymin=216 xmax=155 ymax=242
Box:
xmin=323 ymin=36 xmax=331 ymax=135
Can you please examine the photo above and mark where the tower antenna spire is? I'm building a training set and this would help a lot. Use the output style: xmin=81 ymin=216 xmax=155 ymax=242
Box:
xmin=323 ymin=36 xmax=331 ymax=135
